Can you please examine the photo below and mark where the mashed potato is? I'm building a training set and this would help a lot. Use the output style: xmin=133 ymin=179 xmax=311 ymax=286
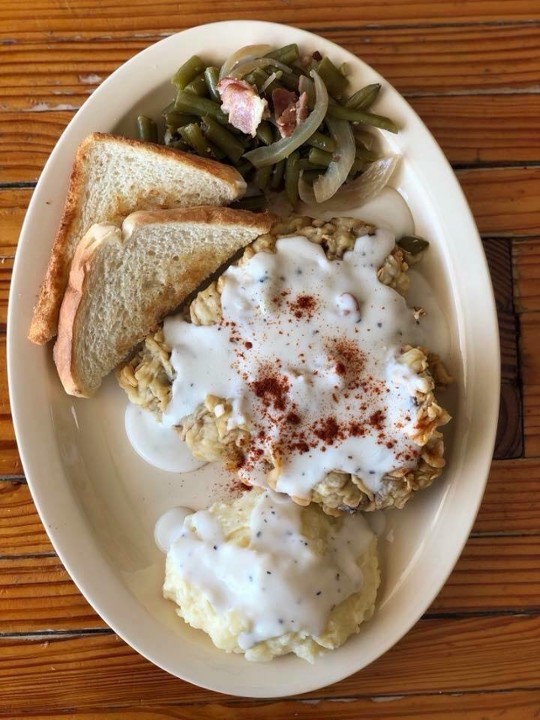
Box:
xmin=163 ymin=488 xmax=380 ymax=662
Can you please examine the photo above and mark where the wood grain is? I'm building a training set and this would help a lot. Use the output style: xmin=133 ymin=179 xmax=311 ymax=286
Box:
xmin=1 ymin=24 xmax=540 ymax=114
xmin=495 ymin=382 xmax=524 ymax=460
xmin=520 ymin=313 xmax=540 ymax=386
xmin=0 ymin=337 xmax=22 ymax=476
xmin=0 ymin=258 xmax=11 ymax=330
xmin=0 ymin=112 xmax=72 ymax=184
xmin=514 ymin=238 xmax=540 ymax=313
xmin=473 ymin=459 xmax=540 ymax=534
xmin=4 ymin=690 xmax=540 ymax=720
xmin=521 ymin=312 xmax=540 ymax=457
xmin=0 ymin=481 xmax=53 ymax=555
xmin=0 ymin=188 xmax=30 ymax=256
xmin=524 ymin=384 xmax=540 ymax=459
xmin=411 ymin=93 xmax=540 ymax=164
xmin=1 ymin=615 xmax=539 ymax=711
xmin=0 ymin=1 xmax=538 ymax=41
xmin=0 ymin=555 xmax=103 ymax=633
xmin=458 ymin=167 xmax=540 ymax=236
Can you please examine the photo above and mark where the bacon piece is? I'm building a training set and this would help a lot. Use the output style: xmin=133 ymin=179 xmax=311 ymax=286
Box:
xmin=272 ymin=89 xmax=309 ymax=138
xmin=217 ymin=78 xmax=269 ymax=137
xmin=272 ymin=88 xmax=297 ymax=120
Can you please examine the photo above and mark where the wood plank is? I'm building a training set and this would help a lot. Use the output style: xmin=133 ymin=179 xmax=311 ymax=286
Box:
xmin=430 ymin=535 xmax=540 ymax=612
xmin=523 ymin=384 xmax=540 ymax=457
xmin=458 ymin=167 xmax=540 ymax=236
xmin=1 ymin=533 xmax=539 ymax=634
xmin=0 ymin=187 xmax=31 ymax=256
xmin=484 ymin=239 xmax=514 ymax=312
xmin=2 ymin=24 xmax=540 ymax=113
xmin=0 ymin=337 xmax=22 ymax=476
xmin=5 ymin=690 xmax=540 ymax=720
xmin=0 ymin=112 xmax=73 ymax=184
xmin=1 ymin=616 xmax=539 ymax=710
xmin=495 ymin=381 xmax=523 ymax=459
xmin=2 ymin=94 xmax=540 ymax=185
xmin=473 ymin=459 xmax=540 ymax=534
xmin=520 ymin=312 xmax=540 ymax=386
xmin=0 ymin=481 xmax=53 ymax=555
xmin=0 ymin=257 xmax=11 ymax=330
xmin=0 ymin=1 xmax=538 ymax=42
xmin=409 ymin=94 xmax=540 ymax=165
xmin=514 ymin=238 xmax=540 ymax=313
xmin=0 ymin=556 xmax=104 ymax=632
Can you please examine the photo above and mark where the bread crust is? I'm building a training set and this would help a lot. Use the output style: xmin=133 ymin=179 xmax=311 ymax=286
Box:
xmin=28 ymin=132 xmax=247 ymax=345
xmin=53 ymin=207 xmax=275 ymax=397
xmin=52 ymin=228 xmax=110 ymax=397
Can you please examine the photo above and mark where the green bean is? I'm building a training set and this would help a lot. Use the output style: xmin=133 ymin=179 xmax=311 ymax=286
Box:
xmin=245 ymin=68 xmax=270 ymax=91
xmin=136 ymin=115 xmax=158 ymax=143
xmin=307 ymin=131 xmax=336 ymax=153
xmin=397 ymin=235 xmax=430 ymax=255
xmin=270 ymin=158 xmax=286 ymax=190
xmin=235 ymin=159 xmax=254 ymax=178
xmin=164 ymin=110 xmax=197 ymax=129
xmin=279 ymin=68 xmax=302 ymax=92
xmin=172 ymin=55 xmax=206 ymax=90
xmin=326 ymin=104 xmax=399 ymax=133
xmin=232 ymin=195 xmax=268 ymax=212
xmin=201 ymin=115 xmax=244 ymax=162
xmin=298 ymin=158 xmax=317 ymax=170
xmin=316 ymin=57 xmax=349 ymax=99
xmin=184 ymin=72 xmax=209 ymax=97
xmin=254 ymin=164 xmax=273 ymax=191
xmin=308 ymin=148 xmax=333 ymax=168
xmin=285 ymin=151 xmax=300 ymax=205
xmin=179 ymin=123 xmax=212 ymax=156
xmin=265 ymin=43 xmax=300 ymax=65
xmin=345 ymin=83 xmax=381 ymax=110
xmin=256 ymin=121 xmax=274 ymax=146
xmin=204 ymin=66 xmax=220 ymax=101
xmin=175 ymin=91 xmax=228 ymax=124
xmin=354 ymin=144 xmax=380 ymax=162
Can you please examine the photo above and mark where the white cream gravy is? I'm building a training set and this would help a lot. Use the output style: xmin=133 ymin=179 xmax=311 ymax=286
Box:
xmin=162 ymin=228 xmax=427 ymax=499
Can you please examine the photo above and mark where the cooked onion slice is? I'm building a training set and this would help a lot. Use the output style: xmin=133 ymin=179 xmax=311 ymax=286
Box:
xmin=243 ymin=71 xmax=329 ymax=168
xmin=219 ymin=44 xmax=273 ymax=80
xmin=230 ymin=57 xmax=292 ymax=80
xmin=313 ymin=117 xmax=355 ymax=203
xmin=299 ymin=155 xmax=400 ymax=209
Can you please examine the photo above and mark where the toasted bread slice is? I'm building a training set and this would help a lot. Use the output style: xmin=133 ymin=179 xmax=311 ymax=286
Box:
xmin=29 ymin=133 xmax=247 ymax=345
xmin=53 ymin=206 xmax=274 ymax=397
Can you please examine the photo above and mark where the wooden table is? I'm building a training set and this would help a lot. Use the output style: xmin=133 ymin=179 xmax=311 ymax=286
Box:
xmin=1 ymin=2 xmax=539 ymax=717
